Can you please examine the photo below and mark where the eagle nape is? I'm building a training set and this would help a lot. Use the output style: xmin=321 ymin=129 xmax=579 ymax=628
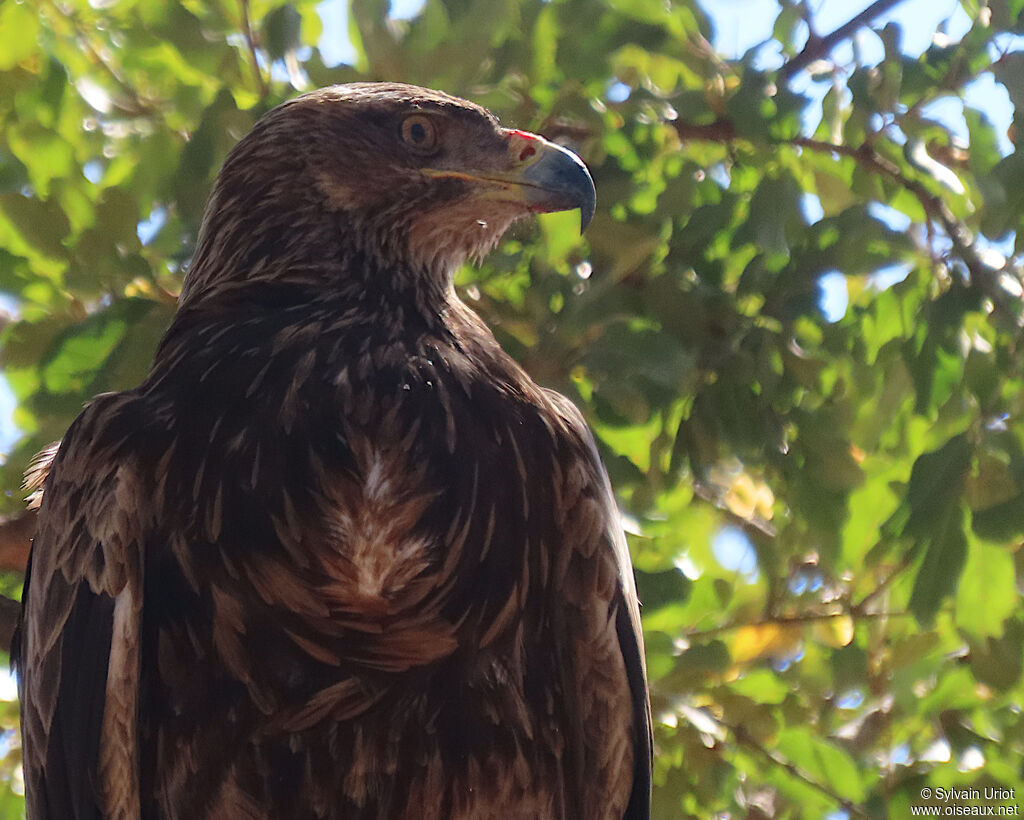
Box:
xmin=16 ymin=83 xmax=651 ymax=820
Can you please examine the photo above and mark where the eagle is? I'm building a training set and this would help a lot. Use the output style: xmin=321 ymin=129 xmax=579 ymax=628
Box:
xmin=15 ymin=83 xmax=651 ymax=819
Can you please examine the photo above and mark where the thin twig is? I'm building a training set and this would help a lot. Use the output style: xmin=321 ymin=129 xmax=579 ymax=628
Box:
xmin=851 ymin=554 xmax=915 ymax=615
xmin=724 ymin=719 xmax=871 ymax=818
xmin=38 ymin=0 xmax=161 ymax=118
xmin=779 ymin=0 xmax=910 ymax=82
xmin=240 ymin=0 xmax=270 ymax=99
xmin=692 ymin=483 xmax=777 ymax=539
xmin=683 ymin=609 xmax=909 ymax=642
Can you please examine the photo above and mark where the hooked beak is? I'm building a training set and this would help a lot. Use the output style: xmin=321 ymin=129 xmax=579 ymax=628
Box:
xmin=510 ymin=129 xmax=596 ymax=231
xmin=424 ymin=128 xmax=597 ymax=232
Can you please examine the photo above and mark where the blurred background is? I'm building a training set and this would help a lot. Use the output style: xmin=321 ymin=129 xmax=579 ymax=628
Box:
xmin=1 ymin=0 xmax=1024 ymax=816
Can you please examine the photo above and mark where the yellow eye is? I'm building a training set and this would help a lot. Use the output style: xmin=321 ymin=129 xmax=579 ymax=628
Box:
xmin=401 ymin=115 xmax=438 ymax=152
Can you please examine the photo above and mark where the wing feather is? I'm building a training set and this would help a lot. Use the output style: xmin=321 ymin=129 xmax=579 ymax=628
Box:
xmin=15 ymin=394 xmax=145 ymax=820
xmin=544 ymin=389 xmax=653 ymax=818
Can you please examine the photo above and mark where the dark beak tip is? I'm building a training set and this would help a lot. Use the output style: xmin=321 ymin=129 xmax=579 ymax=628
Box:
xmin=569 ymin=155 xmax=596 ymax=234
xmin=521 ymin=140 xmax=597 ymax=234
xmin=579 ymin=184 xmax=596 ymax=234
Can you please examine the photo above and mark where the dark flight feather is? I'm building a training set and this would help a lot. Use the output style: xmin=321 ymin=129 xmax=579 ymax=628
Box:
xmin=16 ymin=83 xmax=651 ymax=820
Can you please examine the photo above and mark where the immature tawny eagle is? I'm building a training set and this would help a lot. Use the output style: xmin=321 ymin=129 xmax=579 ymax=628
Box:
xmin=16 ymin=83 xmax=651 ymax=819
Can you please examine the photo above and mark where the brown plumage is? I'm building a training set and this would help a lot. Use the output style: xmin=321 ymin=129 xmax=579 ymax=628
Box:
xmin=15 ymin=83 xmax=651 ymax=819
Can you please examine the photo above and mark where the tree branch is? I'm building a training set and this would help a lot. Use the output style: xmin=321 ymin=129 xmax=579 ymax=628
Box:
xmin=0 ymin=511 xmax=34 ymax=575
xmin=0 ymin=513 xmax=30 ymax=656
xmin=672 ymin=118 xmax=1022 ymax=324
xmin=683 ymin=609 xmax=909 ymax=642
xmin=0 ymin=595 xmax=21 ymax=657
xmin=795 ymin=136 xmax=1022 ymax=322
xmin=778 ymin=0 xmax=909 ymax=82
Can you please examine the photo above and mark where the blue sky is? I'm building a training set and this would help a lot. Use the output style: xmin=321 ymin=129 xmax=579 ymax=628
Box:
xmin=0 ymin=0 xmax=1017 ymax=454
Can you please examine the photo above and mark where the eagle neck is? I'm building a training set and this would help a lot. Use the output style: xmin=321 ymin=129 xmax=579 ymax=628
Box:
xmin=334 ymin=212 xmax=456 ymax=336
xmin=179 ymin=199 xmax=454 ymax=336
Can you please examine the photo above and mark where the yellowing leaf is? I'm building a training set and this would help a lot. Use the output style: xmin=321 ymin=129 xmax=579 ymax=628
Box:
xmin=724 ymin=473 xmax=775 ymax=521
xmin=729 ymin=622 xmax=802 ymax=664
xmin=0 ymin=1 xmax=40 ymax=71
xmin=812 ymin=615 xmax=854 ymax=648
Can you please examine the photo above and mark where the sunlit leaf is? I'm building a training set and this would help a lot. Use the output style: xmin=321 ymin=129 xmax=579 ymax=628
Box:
xmin=955 ymin=539 xmax=1017 ymax=638
xmin=729 ymin=622 xmax=802 ymax=664
xmin=775 ymin=728 xmax=866 ymax=802
xmin=0 ymin=1 xmax=41 ymax=71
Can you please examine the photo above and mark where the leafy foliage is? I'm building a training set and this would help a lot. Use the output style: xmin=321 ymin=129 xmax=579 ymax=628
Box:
xmin=1 ymin=0 xmax=1024 ymax=816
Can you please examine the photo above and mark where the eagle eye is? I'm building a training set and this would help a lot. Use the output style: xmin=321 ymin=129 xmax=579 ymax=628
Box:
xmin=401 ymin=115 xmax=438 ymax=152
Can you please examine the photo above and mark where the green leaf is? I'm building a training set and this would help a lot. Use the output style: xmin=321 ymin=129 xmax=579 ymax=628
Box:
xmin=0 ymin=0 xmax=41 ymax=70
xmin=902 ymin=434 xmax=972 ymax=540
xmin=739 ymin=173 xmax=804 ymax=257
xmin=665 ymin=641 xmax=730 ymax=684
xmin=7 ymin=125 xmax=76 ymax=197
xmin=972 ymin=494 xmax=1024 ymax=542
xmin=909 ymin=504 xmax=969 ymax=625
xmin=41 ymin=312 xmax=130 ymax=394
xmin=728 ymin=668 xmax=790 ymax=704
xmin=775 ymin=728 xmax=866 ymax=802
xmin=989 ymin=0 xmax=1024 ymax=31
xmin=172 ymin=90 xmax=246 ymax=224
xmin=968 ymin=620 xmax=1024 ymax=690
xmin=262 ymin=5 xmax=303 ymax=62
xmin=531 ymin=4 xmax=559 ymax=86
xmin=635 ymin=567 xmax=692 ymax=610
xmin=917 ymin=667 xmax=980 ymax=720
xmin=831 ymin=644 xmax=868 ymax=693
xmin=0 ymin=192 xmax=70 ymax=263
xmin=772 ymin=3 xmax=803 ymax=56
xmin=955 ymin=539 xmax=1017 ymax=638
xmin=725 ymin=72 xmax=775 ymax=141
xmin=993 ymin=52 xmax=1024 ymax=116
xmin=964 ymin=108 xmax=1004 ymax=178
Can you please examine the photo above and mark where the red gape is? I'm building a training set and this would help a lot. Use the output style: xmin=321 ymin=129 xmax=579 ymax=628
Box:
xmin=507 ymin=128 xmax=539 ymax=141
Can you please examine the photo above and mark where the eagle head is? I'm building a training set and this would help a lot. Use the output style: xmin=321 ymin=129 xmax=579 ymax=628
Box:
xmin=181 ymin=83 xmax=595 ymax=304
